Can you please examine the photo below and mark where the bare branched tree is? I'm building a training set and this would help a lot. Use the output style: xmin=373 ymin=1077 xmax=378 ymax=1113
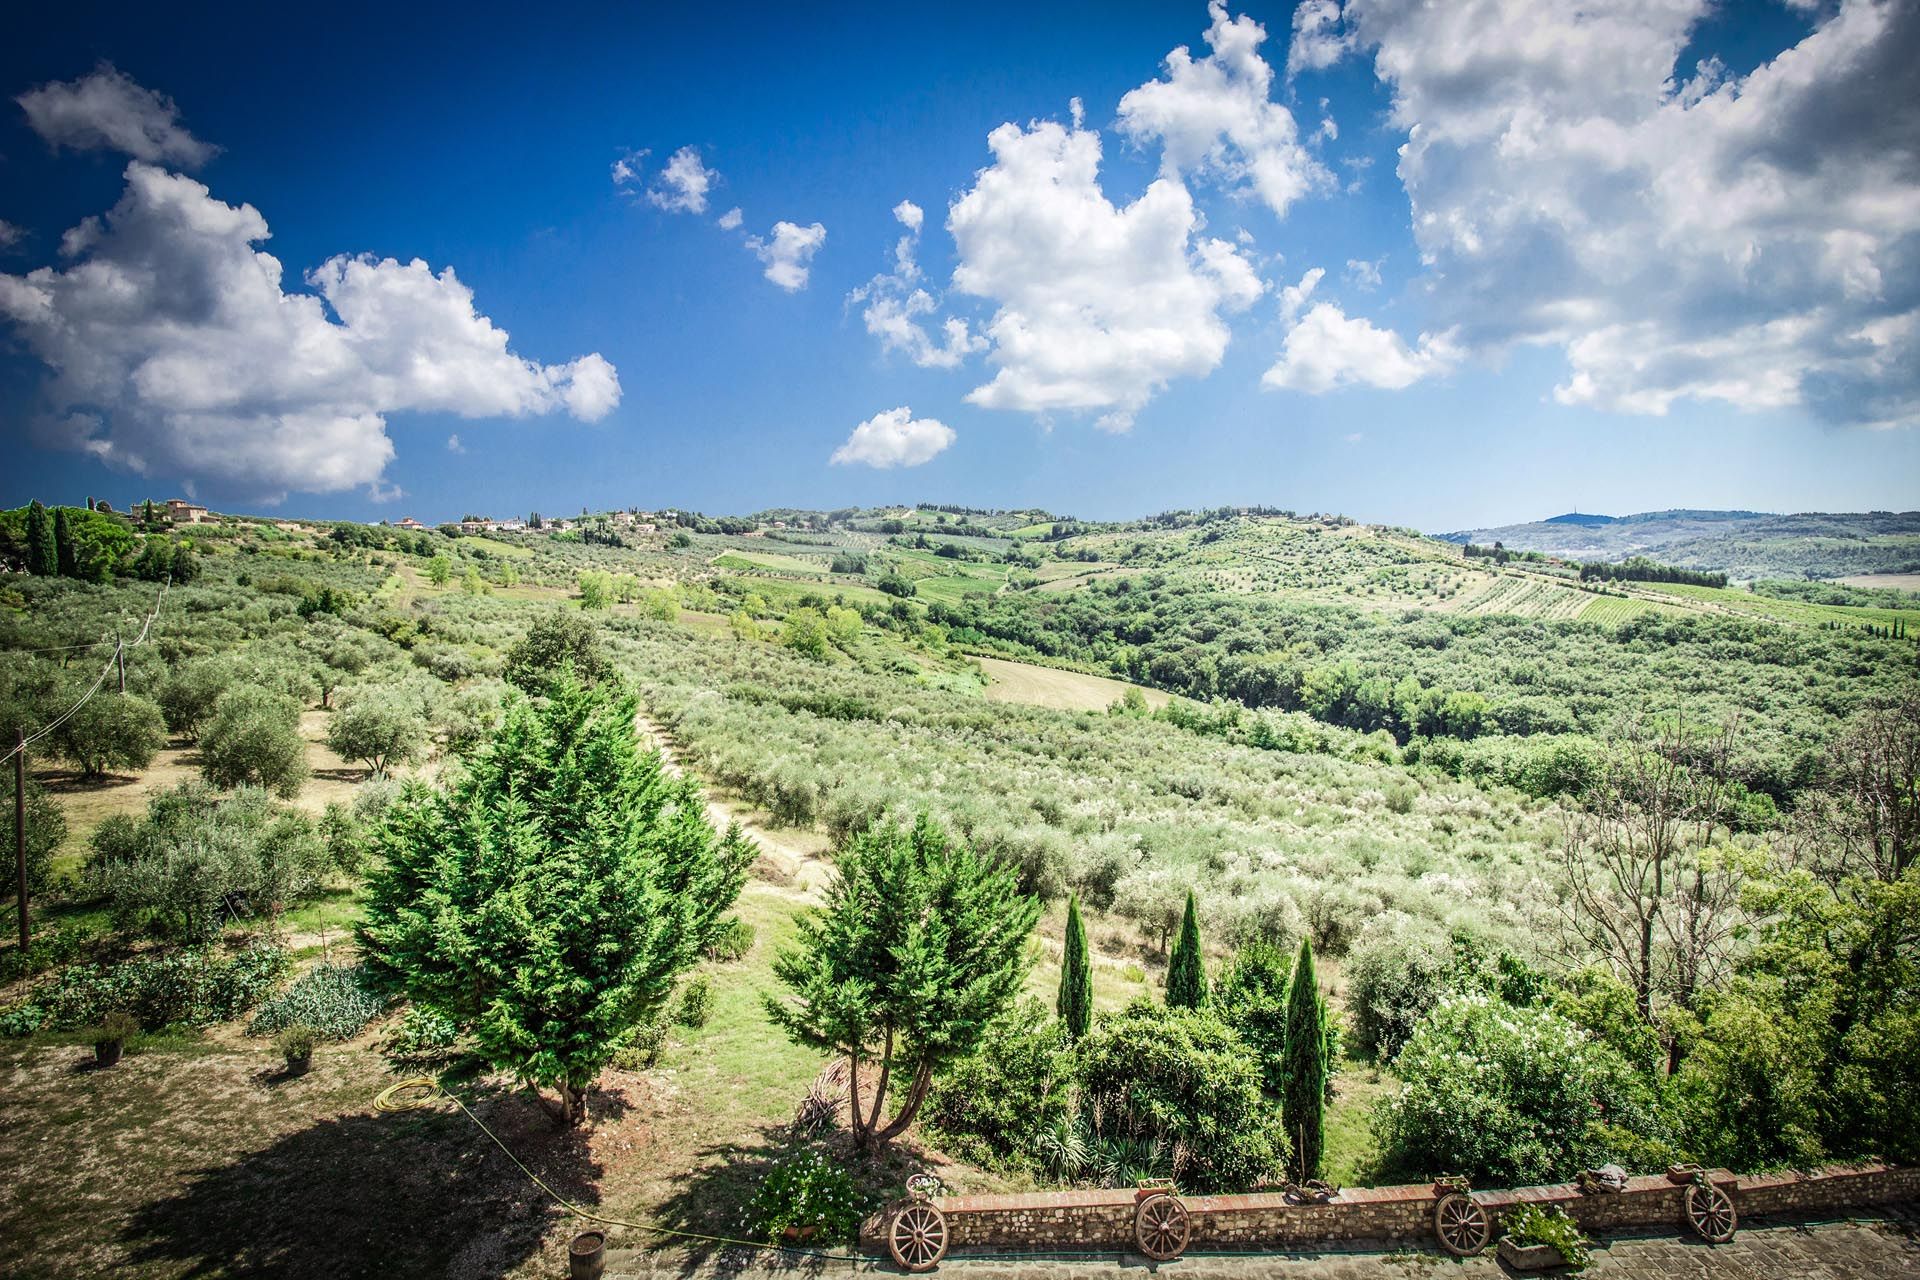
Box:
xmin=1790 ymin=685 xmax=1920 ymax=889
xmin=1557 ymin=715 xmax=1749 ymax=1070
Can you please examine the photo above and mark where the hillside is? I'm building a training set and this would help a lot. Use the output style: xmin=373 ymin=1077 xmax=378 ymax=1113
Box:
xmin=1438 ymin=508 xmax=1920 ymax=581
xmin=0 ymin=500 xmax=1915 ymax=1276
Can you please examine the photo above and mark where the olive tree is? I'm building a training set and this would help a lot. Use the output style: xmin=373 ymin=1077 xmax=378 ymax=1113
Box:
xmin=324 ymin=691 xmax=428 ymax=777
xmin=200 ymin=685 xmax=310 ymax=798
xmin=3 ymin=773 xmax=67 ymax=899
xmin=52 ymin=692 xmax=167 ymax=778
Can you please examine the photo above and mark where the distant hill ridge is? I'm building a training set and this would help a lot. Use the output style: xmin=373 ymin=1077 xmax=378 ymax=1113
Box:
xmin=1439 ymin=509 xmax=1920 ymax=580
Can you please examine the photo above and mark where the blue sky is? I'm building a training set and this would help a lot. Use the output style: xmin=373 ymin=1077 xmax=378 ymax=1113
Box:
xmin=2 ymin=0 xmax=1916 ymax=531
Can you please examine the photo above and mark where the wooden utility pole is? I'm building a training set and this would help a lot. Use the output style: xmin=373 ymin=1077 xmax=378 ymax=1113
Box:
xmin=116 ymin=637 xmax=126 ymax=694
xmin=14 ymin=728 xmax=26 ymax=951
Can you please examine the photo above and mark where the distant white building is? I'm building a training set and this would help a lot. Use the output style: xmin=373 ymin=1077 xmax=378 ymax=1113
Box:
xmin=166 ymin=499 xmax=210 ymax=524
xmin=396 ymin=516 xmax=425 ymax=530
xmin=497 ymin=519 xmax=526 ymax=532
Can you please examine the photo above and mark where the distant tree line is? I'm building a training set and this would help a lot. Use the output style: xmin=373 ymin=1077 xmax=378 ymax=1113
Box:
xmin=1579 ymin=556 xmax=1728 ymax=588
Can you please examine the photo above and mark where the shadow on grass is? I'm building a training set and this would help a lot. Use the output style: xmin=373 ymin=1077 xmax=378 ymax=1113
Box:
xmin=120 ymin=1077 xmax=628 ymax=1279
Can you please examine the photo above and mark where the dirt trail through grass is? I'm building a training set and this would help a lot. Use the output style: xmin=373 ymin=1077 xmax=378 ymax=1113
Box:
xmin=633 ymin=707 xmax=834 ymax=900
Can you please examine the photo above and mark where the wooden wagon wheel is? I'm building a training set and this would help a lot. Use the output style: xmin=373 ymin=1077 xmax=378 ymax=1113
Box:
xmin=1685 ymin=1180 xmax=1738 ymax=1244
xmin=1433 ymin=1190 xmax=1491 ymax=1256
xmin=1134 ymin=1191 xmax=1191 ymax=1261
xmin=888 ymin=1202 xmax=949 ymax=1272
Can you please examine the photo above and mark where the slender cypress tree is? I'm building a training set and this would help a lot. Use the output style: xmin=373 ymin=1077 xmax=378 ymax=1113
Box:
xmin=1282 ymin=937 xmax=1327 ymax=1180
xmin=1057 ymin=892 xmax=1092 ymax=1039
xmin=25 ymin=500 xmax=55 ymax=576
xmin=53 ymin=507 xmax=77 ymax=578
xmin=1165 ymin=890 xmax=1206 ymax=1008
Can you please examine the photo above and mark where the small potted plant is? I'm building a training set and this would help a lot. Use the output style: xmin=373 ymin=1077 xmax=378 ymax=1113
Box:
xmin=1497 ymin=1202 xmax=1592 ymax=1272
xmin=94 ymin=1010 xmax=138 ymax=1068
xmin=276 ymin=1022 xmax=316 ymax=1075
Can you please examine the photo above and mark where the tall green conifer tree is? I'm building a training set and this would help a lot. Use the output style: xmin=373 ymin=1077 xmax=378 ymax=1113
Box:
xmin=1166 ymin=890 xmax=1206 ymax=1008
xmin=53 ymin=508 xmax=77 ymax=578
xmin=1283 ymin=937 xmax=1327 ymax=1179
xmin=1058 ymin=892 xmax=1092 ymax=1039
xmin=25 ymin=500 xmax=55 ymax=576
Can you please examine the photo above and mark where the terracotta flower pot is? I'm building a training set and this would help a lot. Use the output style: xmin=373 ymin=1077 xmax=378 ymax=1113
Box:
xmin=781 ymin=1224 xmax=819 ymax=1242
xmin=569 ymin=1230 xmax=606 ymax=1280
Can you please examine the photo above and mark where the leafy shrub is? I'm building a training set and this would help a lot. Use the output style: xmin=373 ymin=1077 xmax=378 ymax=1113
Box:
xmin=88 ymin=784 xmax=330 ymax=942
xmin=611 ymin=1008 xmax=672 ymax=1070
xmin=1503 ymin=1201 xmax=1592 ymax=1270
xmin=1075 ymin=999 xmax=1287 ymax=1192
xmin=3 ymin=944 xmax=289 ymax=1033
xmin=276 ymin=1022 xmax=317 ymax=1066
xmin=923 ymin=1000 xmax=1072 ymax=1173
xmin=742 ymin=1146 xmax=865 ymax=1244
xmin=1374 ymin=993 xmax=1666 ymax=1185
xmin=248 ymin=963 xmax=388 ymax=1041
xmin=383 ymin=1005 xmax=462 ymax=1064
xmin=703 ymin=915 xmax=755 ymax=962
xmin=97 ymin=1009 xmax=139 ymax=1044
xmin=675 ymin=976 xmax=712 ymax=1028
xmin=1345 ymin=915 xmax=1452 ymax=1061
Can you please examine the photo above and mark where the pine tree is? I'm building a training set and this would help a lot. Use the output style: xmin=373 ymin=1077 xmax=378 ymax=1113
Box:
xmin=1282 ymin=937 xmax=1327 ymax=1180
xmin=359 ymin=672 xmax=752 ymax=1125
xmin=769 ymin=813 xmax=1040 ymax=1148
xmin=1166 ymin=890 xmax=1206 ymax=1008
xmin=53 ymin=507 xmax=77 ymax=577
xmin=25 ymin=500 xmax=55 ymax=576
xmin=1058 ymin=892 xmax=1092 ymax=1039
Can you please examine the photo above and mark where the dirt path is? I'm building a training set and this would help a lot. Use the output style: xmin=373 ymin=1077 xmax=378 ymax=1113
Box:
xmin=632 ymin=708 xmax=835 ymax=900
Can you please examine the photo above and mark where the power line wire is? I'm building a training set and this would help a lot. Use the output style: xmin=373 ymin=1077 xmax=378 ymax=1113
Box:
xmin=0 ymin=577 xmax=170 ymax=767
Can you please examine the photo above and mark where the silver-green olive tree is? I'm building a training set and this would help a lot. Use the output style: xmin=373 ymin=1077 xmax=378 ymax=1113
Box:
xmin=358 ymin=672 xmax=751 ymax=1125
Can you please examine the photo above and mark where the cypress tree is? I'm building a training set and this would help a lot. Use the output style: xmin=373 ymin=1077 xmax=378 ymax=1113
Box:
xmin=53 ymin=507 xmax=77 ymax=578
xmin=1166 ymin=890 xmax=1206 ymax=1008
xmin=1282 ymin=937 xmax=1327 ymax=1180
xmin=1057 ymin=892 xmax=1092 ymax=1039
xmin=25 ymin=500 xmax=55 ymax=576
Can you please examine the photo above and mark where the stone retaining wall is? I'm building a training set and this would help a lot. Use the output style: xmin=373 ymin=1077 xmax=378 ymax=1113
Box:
xmin=861 ymin=1163 xmax=1917 ymax=1256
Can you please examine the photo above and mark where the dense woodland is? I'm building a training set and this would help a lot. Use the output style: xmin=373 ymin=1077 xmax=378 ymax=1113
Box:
xmin=0 ymin=499 xmax=1916 ymax=1272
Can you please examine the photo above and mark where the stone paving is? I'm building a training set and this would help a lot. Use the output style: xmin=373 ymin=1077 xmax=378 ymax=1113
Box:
xmin=602 ymin=1208 xmax=1920 ymax=1280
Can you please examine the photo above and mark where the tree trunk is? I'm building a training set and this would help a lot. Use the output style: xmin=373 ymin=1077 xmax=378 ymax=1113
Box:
xmin=536 ymin=1080 xmax=590 ymax=1127
xmin=848 ymin=1050 xmax=870 ymax=1148
xmin=873 ymin=1059 xmax=935 ymax=1143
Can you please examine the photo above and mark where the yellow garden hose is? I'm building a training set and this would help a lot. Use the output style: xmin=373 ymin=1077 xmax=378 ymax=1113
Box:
xmin=372 ymin=1077 xmax=867 ymax=1262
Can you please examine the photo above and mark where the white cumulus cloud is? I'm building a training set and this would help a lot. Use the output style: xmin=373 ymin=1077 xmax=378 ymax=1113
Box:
xmin=1116 ymin=2 xmax=1329 ymax=218
xmin=1262 ymin=301 xmax=1459 ymax=393
xmin=1340 ymin=0 xmax=1920 ymax=428
xmin=17 ymin=65 xmax=216 ymax=168
xmin=1288 ymin=0 xmax=1354 ymax=76
xmin=748 ymin=220 xmax=826 ymax=291
xmin=716 ymin=206 xmax=743 ymax=230
xmin=646 ymin=145 xmax=718 ymax=214
xmin=848 ymin=198 xmax=986 ymax=369
xmin=948 ymin=117 xmax=1264 ymax=430
xmin=0 ymin=162 xmax=620 ymax=500
xmin=830 ymin=406 xmax=955 ymax=468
